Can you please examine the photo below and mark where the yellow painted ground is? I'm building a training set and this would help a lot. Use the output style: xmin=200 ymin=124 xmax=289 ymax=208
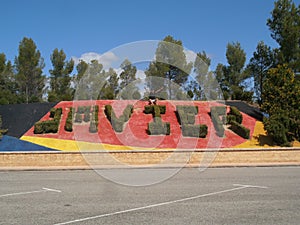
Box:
xmin=234 ymin=121 xmax=274 ymax=148
xmin=21 ymin=136 xmax=160 ymax=151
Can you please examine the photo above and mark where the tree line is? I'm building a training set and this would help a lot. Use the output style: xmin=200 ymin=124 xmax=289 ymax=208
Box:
xmin=0 ymin=0 xmax=299 ymax=146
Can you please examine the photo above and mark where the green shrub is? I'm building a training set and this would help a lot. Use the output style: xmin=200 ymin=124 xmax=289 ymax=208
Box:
xmin=226 ymin=115 xmax=237 ymax=124
xmin=210 ymin=107 xmax=225 ymax=137
xmin=104 ymin=104 xmax=133 ymax=132
xmin=34 ymin=122 xmax=44 ymax=134
xmin=75 ymin=113 xmax=82 ymax=123
xmin=64 ymin=108 xmax=73 ymax=132
xmin=176 ymin=105 xmax=198 ymax=114
xmin=210 ymin=106 xmax=226 ymax=115
xmin=228 ymin=106 xmax=242 ymax=124
xmin=148 ymin=121 xmax=170 ymax=135
xmin=83 ymin=111 xmax=91 ymax=122
xmin=89 ymin=119 xmax=98 ymax=133
xmin=144 ymin=105 xmax=166 ymax=114
xmin=182 ymin=124 xmax=208 ymax=138
xmin=49 ymin=108 xmax=56 ymax=118
xmin=229 ymin=121 xmax=250 ymax=139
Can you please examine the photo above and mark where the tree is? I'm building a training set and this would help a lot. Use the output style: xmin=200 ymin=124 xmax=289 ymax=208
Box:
xmin=102 ymin=68 xmax=119 ymax=99
xmin=215 ymin=42 xmax=252 ymax=101
xmin=267 ymin=0 xmax=300 ymax=71
xmin=48 ymin=48 xmax=74 ymax=101
xmin=0 ymin=115 xmax=7 ymax=140
xmin=246 ymin=41 xmax=275 ymax=104
xmin=262 ymin=64 xmax=300 ymax=146
xmin=145 ymin=35 xmax=192 ymax=99
xmin=15 ymin=37 xmax=45 ymax=103
xmin=119 ymin=59 xmax=137 ymax=89
xmin=0 ymin=53 xmax=18 ymax=104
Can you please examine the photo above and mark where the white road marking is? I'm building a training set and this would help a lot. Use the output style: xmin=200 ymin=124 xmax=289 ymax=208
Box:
xmin=0 ymin=187 xmax=62 ymax=198
xmin=54 ymin=183 xmax=268 ymax=225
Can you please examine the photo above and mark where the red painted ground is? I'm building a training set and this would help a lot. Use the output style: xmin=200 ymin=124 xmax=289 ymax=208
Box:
xmin=23 ymin=100 xmax=257 ymax=149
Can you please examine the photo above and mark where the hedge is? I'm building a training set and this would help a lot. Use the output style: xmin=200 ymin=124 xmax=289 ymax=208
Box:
xmin=83 ymin=111 xmax=90 ymax=122
xmin=144 ymin=105 xmax=166 ymax=114
xmin=210 ymin=106 xmax=226 ymax=137
xmin=148 ymin=118 xmax=170 ymax=135
xmin=34 ymin=108 xmax=62 ymax=134
xmin=229 ymin=121 xmax=250 ymax=139
xmin=228 ymin=106 xmax=242 ymax=124
xmin=75 ymin=113 xmax=83 ymax=123
xmin=89 ymin=105 xmax=99 ymax=133
xmin=182 ymin=124 xmax=208 ymax=138
xmin=104 ymin=104 xmax=133 ymax=132
xmin=176 ymin=105 xmax=198 ymax=114
xmin=64 ymin=108 xmax=73 ymax=132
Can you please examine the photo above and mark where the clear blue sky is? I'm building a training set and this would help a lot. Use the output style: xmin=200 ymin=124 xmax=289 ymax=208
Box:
xmin=0 ymin=0 xmax=281 ymax=75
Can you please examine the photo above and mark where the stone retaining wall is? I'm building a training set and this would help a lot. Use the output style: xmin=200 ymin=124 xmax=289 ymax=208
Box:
xmin=1 ymin=148 xmax=300 ymax=170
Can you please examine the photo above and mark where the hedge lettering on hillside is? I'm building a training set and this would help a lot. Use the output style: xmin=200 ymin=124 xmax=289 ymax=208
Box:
xmin=34 ymin=107 xmax=62 ymax=134
xmin=104 ymin=104 xmax=133 ymax=132
xmin=145 ymin=105 xmax=170 ymax=135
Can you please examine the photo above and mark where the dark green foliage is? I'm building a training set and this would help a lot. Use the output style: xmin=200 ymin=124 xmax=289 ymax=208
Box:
xmin=75 ymin=113 xmax=82 ymax=123
xmin=83 ymin=111 xmax=90 ymax=122
xmin=176 ymin=105 xmax=198 ymax=114
xmin=49 ymin=108 xmax=56 ymax=118
xmin=148 ymin=117 xmax=170 ymax=135
xmin=89 ymin=105 xmax=99 ymax=133
xmin=229 ymin=121 xmax=250 ymax=139
xmin=144 ymin=105 xmax=166 ymax=114
xmin=104 ymin=104 xmax=133 ymax=132
xmin=226 ymin=115 xmax=237 ymax=124
xmin=64 ymin=108 xmax=73 ymax=132
xmin=176 ymin=105 xmax=207 ymax=138
xmin=34 ymin=108 xmax=62 ymax=134
xmin=182 ymin=124 xmax=208 ymax=138
xmin=210 ymin=106 xmax=226 ymax=137
xmin=210 ymin=106 xmax=226 ymax=115
xmin=228 ymin=106 xmax=243 ymax=124
xmin=0 ymin=115 xmax=7 ymax=140
xmin=89 ymin=119 xmax=98 ymax=133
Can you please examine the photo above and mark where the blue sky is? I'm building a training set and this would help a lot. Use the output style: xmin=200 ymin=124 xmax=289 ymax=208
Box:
xmin=0 ymin=0 xmax=282 ymax=76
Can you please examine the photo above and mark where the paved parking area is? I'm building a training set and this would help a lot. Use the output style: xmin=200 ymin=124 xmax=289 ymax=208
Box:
xmin=0 ymin=167 xmax=299 ymax=225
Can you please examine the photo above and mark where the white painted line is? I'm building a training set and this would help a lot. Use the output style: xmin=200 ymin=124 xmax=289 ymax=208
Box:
xmin=54 ymin=184 xmax=268 ymax=225
xmin=42 ymin=187 xmax=62 ymax=193
xmin=233 ymin=184 xmax=268 ymax=189
xmin=0 ymin=187 xmax=62 ymax=198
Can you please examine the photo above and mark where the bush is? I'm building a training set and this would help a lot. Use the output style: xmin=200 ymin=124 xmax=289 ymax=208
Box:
xmin=104 ymin=104 xmax=133 ymax=132
xmin=75 ymin=113 xmax=82 ymax=123
xmin=34 ymin=121 xmax=44 ymax=134
xmin=83 ymin=111 xmax=90 ymax=122
xmin=182 ymin=124 xmax=208 ymax=138
xmin=49 ymin=108 xmax=56 ymax=118
xmin=226 ymin=115 xmax=237 ymax=124
xmin=229 ymin=121 xmax=250 ymax=139
xmin=144 ymin=105 xmax=166 ymax=114
xmin=64 ymin=108 xmax=73 ymax=132
xmin=148 ymin=120 xmax=170 ymax=135
xmin=176 ymin=105 xmax=198 ymax=114
xmin=228 ymin=106 xmax=242 ymax=124
xmin=210 ymin=107 xmax=225 ymax=137
xmin=89 ymin=119 xmax=98 ymax=133
xmin=34 ymin=108 xmax=62 ymax=134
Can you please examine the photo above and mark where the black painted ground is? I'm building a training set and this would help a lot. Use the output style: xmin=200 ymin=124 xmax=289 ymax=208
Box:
xmin=0 ymin=102 xmax=57 ymax=138
xmin=225 ymin=101 xmax=263 ymax=121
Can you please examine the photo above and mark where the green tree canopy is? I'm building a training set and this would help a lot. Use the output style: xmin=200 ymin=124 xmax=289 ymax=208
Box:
xmin=267 ymin=0 xmax=300 ymax=71
xmin=246 ymin=41 xmax=275 ymax=104
xmin=15 ymin=37 xmax=45 ymax=103
xmin=145 ymin=35 xmax=192 ymax=99
xmin=48 ymin=48 xmax=74 ymax=102
xmin=262 ymin=64 xmax=300 ymax=146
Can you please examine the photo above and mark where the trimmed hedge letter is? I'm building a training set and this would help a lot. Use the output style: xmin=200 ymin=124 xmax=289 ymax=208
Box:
xmin=176 ymin=105 xmax=208 ymax=138
xmin=144 ymin=105 xmax=170 ymax=135
xmin=104 ymin=104 xmax=133 ymax=132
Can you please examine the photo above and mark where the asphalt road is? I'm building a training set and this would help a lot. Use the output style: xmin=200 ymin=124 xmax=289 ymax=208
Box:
xmin=0 ymin=167 xmax=299 ymax=225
